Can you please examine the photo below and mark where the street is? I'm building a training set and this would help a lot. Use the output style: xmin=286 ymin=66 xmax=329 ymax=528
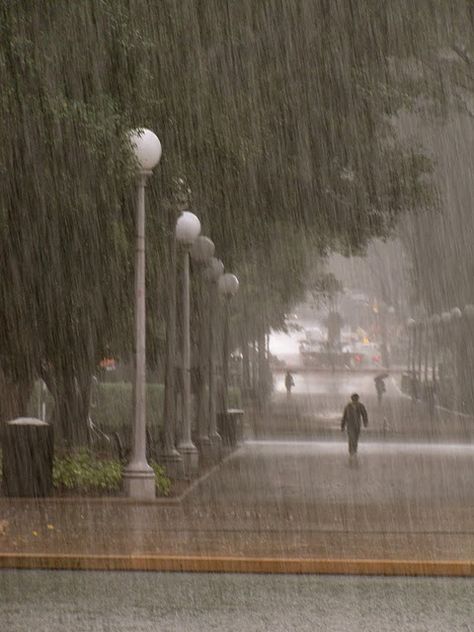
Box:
xmin=1 ymin=570 xmax=473 ymax=631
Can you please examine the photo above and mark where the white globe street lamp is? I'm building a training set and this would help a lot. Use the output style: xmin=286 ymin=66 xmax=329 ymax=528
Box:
xmin=464 ymin=304 xmax=474 ymax=319
xmin=218 ymin=273 xmax=240 ymax=298
xmin=176 ymin=212 xmax=201 ymax=476
xmin=123 ymin=128 xmax=162 ymax=500
xmin=190 ymin=237 xmax=216 ymax=457
xmin=218 ymin=273 xmax=240 ymax=414
xmin=204 ymin=258 xmax=224 ymax=453
xmin=129 ymin=128 xmax=162 ymax=173
xmin=204 ymin=257 xmax=225 ymax=282
xmin=441 ymin=311 xmax=452 ymax=325
xmin=191 ymin=236 xmax=215 ymax=264
xmin=176 ymin=211 xmax=201 ymax=245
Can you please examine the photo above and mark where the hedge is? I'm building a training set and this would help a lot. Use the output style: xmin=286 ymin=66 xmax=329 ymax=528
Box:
xmin=27 ymin=381 xmax=242 ymax=437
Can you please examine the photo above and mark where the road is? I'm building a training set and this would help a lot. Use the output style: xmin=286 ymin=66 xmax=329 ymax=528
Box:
xmin=1 ymin=570 xmax=473 ymax=631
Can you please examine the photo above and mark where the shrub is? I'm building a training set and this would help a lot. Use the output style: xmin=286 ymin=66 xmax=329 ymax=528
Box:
xmin=91 ymin=382 xmax=165 ymax=434
xmin=53 ymin=450 xmax=122 ymax=492
xmin=27 ymin=380 xmax=241 ymax=441
xmin=52 ymin=450 xmax=171 ymax=496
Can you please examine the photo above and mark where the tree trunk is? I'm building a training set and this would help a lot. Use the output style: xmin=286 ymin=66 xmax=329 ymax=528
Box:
xmin=41 ymin=365 xmax=90 ymax=447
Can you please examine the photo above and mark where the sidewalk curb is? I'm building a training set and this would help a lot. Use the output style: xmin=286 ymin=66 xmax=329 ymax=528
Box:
xmin=0 ymin=554 xmax=472 ymax=576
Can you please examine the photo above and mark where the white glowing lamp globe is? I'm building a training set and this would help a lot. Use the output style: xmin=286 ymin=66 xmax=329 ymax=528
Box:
xmin=204 ymin=257 xmax=224 ymax=282
xmin=176 ymin=211 xmax=201 ymax=246
xmin=451 ymin=307 xmax=462 ymax=320
xmin=191 ymin=236 xmax=215 ymax=264
xmin=441 ymin=311 xmax=451 ymax=324
xmin=464 ymin=304 xmax=474 ymax=319
xmin=129 ymin=128 xmax=162 ymax=171
xmin=218 ymin=273 xmax=239 ymax=297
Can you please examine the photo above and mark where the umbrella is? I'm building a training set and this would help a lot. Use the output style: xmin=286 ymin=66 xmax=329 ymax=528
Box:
xmin=375 ymin=372 xmax=389 ymax=380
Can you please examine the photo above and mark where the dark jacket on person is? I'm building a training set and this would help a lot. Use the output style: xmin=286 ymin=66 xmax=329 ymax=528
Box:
xmin=374 ymin=377 xmax=386 ymax=395
xmin=341 ymin=401 xmax=368 ymax=430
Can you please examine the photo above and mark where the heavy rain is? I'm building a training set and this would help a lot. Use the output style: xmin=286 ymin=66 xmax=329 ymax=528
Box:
xmin=0 ymin=2 xmax=473 ymax=630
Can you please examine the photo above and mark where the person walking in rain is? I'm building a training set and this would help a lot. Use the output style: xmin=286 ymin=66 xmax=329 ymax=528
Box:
xmin=374 ymin=374 xmax=386 ymax=405
xmin=341 ymin=393 xmax=368 ymax=456
xmin=285 ymin=370 xmax=295 ymax=398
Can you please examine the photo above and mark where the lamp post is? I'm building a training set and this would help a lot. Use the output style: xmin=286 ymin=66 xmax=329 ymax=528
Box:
xmin=190 ymin=236 xmax=215 ymax=457
xmin=218 ymin=273 xmax=240 ymax=412
xmin=464 ymin=305 xmax=474 ymax=411
xmin=430 ymin=314 xmax=441 ymax=383
xmin=205 ymin=257 xmax=224 ymax=454
xmin=176 ymin=211 xmax=201 ymax=476
xmin=407 ymin=318 xmax=416 ymax=374
xmin=451 ymin=307 xmax=462 ymax=409
xmin=417 ymin=321 xmax=424 ymax=386
xmin=123 ymin=128 xmax=162 ymax=500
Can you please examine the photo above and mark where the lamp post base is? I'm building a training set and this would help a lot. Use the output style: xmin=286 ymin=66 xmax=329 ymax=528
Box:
xmin=159 ymin=449 xmax=186 ymax=480
xmin=123 ymin=467 xmax=156 ymax=500
xmin=196 ymin=436 xmax=214 ymax=460
xmin=209 ymin=432 xmax=222 ymax=461
xmin=177 ymin=443 xmax=199 ymax=478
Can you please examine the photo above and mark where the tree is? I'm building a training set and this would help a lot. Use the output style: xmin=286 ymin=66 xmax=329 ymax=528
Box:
xmin=0 ymin=1 xmax=434 ymax=442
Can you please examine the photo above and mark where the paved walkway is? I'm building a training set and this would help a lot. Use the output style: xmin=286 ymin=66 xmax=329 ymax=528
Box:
xmin=0 ymin=371 xmax=473 ymax=573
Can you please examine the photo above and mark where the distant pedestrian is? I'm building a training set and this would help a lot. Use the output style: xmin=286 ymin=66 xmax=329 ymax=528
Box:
xmin=285 ymin=370 xmax=295 ymax=398
xmin=374 ymin=375 xmax=386 ymax=405
xmin=341 ymin=393 xmax=368 ymax=456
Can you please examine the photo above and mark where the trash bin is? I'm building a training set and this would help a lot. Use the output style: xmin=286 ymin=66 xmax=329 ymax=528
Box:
xmin=217 ymin=409 xmax=244 ymax=448
xmin=1 ymin=417 xmax=54 ymax=497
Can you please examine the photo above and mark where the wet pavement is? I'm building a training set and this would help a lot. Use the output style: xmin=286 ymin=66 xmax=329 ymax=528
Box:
xmin=0 ymin=371 xmax=473 ymax=564
xmin=261 ymin=371 xmax=474 ymax=442
xmin=1 ymin=570 xmax=473 ymax=631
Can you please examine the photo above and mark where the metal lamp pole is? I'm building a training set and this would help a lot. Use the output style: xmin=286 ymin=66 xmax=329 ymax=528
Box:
xmin=176 ymin=211 xmax=201 ymax=476
xmin=207 ymin=258 xmax=224 ymax=455
xmin=190 ymin=236 xmax=216 ymax=458
xmin=218 ymin=273 xmax=240 ymax=413
xmin=123 ymin=128 xmax=161 ymax=500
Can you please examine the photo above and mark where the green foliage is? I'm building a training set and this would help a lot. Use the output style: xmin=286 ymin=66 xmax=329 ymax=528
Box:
xmin=0 ymin=0 xmax=437 ymax=433
xmin=52 ymin=450 xmax=171 ymax=496
xmin=27 ymin=380 xmax=241 ymax=437
xmin=150 ymin=461 xmax=171 ymax=497
xmin=91 ymin=382 xmax=165 ymax=434
xmin=53 ymin=450 xmax=122 ymax=492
